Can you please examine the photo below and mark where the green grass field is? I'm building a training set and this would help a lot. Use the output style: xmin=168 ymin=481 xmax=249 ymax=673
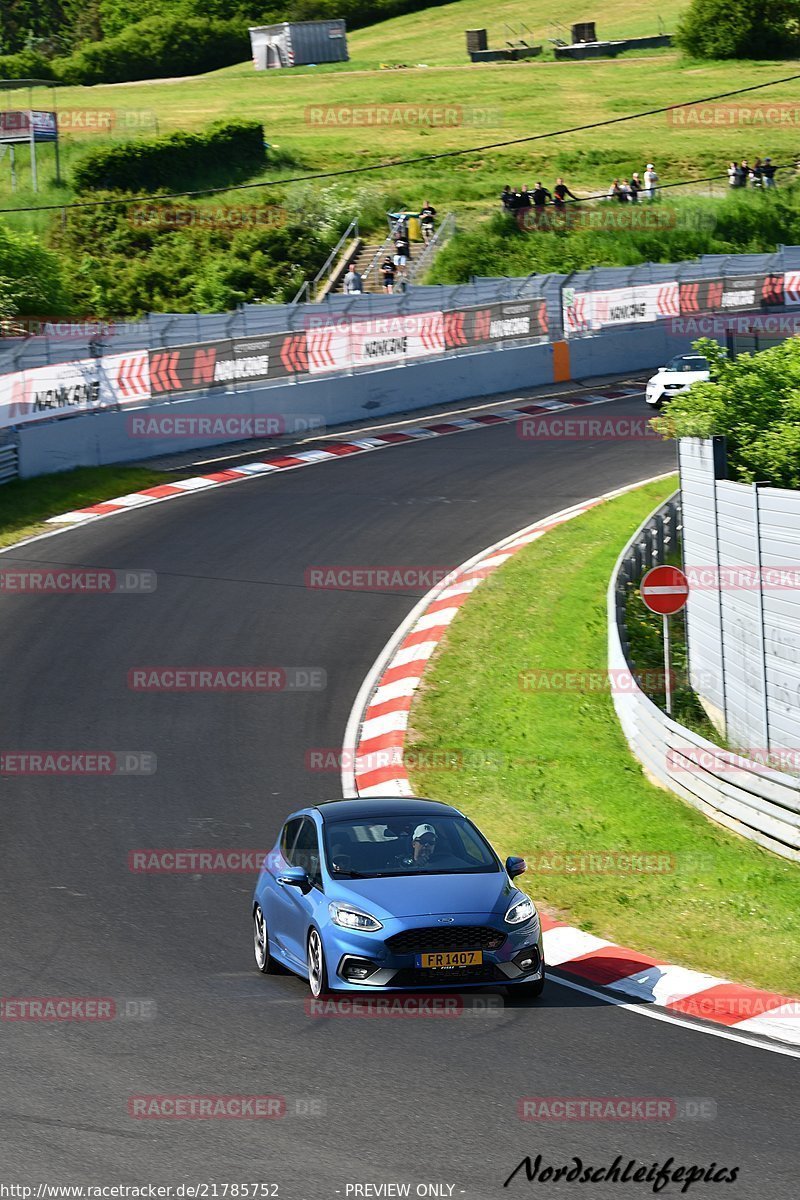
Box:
xmin=407 ymin=478 xmax=800 ymax=996
xmin=3 ymin=0 xmax=798 ymax=232
xmin=0 ymin=465 xmax=168 ymax=548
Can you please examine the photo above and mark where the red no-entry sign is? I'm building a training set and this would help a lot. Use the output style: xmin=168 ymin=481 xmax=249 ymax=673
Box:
xmin=640 ymin=565 xmax=690 ymax=615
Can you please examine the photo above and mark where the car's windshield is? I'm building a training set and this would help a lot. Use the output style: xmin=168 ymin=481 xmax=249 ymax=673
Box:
xmin=323 ymin=814 xmax=500 ymax=878
xmin=665 ymin=356 xmax=708 ymax=372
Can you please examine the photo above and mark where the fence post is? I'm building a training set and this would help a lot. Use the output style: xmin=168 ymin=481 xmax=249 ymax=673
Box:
xmin=752 ymin=481 xmax=771 ymax=752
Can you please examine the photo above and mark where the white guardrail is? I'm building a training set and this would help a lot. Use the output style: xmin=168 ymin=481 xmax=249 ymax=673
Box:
xmin=608 ymin=492 xmax=800 ymax=862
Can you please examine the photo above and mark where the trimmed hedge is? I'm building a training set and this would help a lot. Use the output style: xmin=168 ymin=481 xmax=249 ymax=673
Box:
xmin=73 ymin=120 xmax=266 ymax=193
xmin=53 ymin=15 xmax=249 ymax=86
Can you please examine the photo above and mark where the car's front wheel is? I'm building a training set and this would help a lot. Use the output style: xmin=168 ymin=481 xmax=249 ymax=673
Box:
xmin=307 ymin=928 xmax=329 ymax=997
xmin=253 ymin=904 xmax=281 ymax=974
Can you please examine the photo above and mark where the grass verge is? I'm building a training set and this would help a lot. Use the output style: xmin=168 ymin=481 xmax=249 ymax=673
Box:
xmin=407 ymin=476 xmax=800 ymax=995
xmin=0 ymin=465 xmax=168 ymax=549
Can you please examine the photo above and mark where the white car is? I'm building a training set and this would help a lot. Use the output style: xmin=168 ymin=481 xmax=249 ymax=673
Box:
xmin=645 ymin=354 xmax=710 ymax=407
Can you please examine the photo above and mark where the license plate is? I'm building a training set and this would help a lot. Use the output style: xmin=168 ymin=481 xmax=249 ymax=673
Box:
xmin=416 ymin=950 xmax=483 ymax=968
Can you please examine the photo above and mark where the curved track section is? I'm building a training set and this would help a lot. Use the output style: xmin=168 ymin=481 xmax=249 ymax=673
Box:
xmin=1 ymin=395 xmax=795 ymax=1198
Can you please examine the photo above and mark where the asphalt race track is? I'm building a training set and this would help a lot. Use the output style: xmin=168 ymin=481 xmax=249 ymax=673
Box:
xmin=1 ymin=394 xmax=796 ymax=1198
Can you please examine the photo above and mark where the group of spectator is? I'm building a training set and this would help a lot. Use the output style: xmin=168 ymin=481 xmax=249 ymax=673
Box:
xmin=728 ymin=158 xmax=778 ymax=188
xmin=343 ymin=201 xmax=438 ymax=295
xmin=501 ymin=165 xmax=662 ymax=218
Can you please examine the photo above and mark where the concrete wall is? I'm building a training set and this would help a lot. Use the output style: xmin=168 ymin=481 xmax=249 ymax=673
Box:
xmin=16 ymin=324 xmax=712 ymax=479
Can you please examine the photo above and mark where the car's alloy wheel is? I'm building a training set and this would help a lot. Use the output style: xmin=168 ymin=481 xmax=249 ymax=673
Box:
xmin=253 ymin=904 xmax=278 ymax=974
xmin=307 ymin=928 xmax=327 ymax=997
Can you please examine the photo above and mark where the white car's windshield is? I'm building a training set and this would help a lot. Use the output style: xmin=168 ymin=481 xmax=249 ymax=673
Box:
xmin=665 ymin=356 xmax=708 ymax=373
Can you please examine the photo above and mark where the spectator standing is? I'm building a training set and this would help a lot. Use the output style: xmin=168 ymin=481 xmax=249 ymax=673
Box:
xmin=343 ymin=264 xmax=363 ymax=295
xmin=501 ymin=185 xmax=514 ymax=210
xmin=762 ymin=158 xmax=777 ymax=188
xmin=531 ymin=181 xmax=552 ymax=211
xmin=517 ymin=185 xmax=533 ymax=212
xmin=643 ymin=163 xmax=659 ymax=200
xmin=393 ymin=229 xmax=410 ymax=276
xmin=420 ymin=200 xmax=437 ymax=243
xmin=728 ymin=161 xmax=739 ymax=188
xmin=607 ymin=179 xmax=622 ymax=201
xmin=553 ymin=177 xmax=578 ymax=211
xmin=629 ymin=172 xmax=642 ymax=202
xmin=380 ymin=255 xmax=395 ymax=294
xmin=751 ymin=158 xmax=763 ymax=187
xmin=618 ymin=179 xmax=632 ymax=203
xmin=739 ymin=160 xmax=749 ymax=187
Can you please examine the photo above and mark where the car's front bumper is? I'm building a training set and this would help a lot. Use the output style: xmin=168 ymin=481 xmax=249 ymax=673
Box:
xmin=322 ymin=915 xmax=545 ymax=991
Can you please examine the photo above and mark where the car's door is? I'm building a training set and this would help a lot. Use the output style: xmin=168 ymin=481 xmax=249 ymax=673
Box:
xmin=263 ymin=816 xmax=303 ymax=962
xmin=273 ymin=816 xmax=324 ymax=968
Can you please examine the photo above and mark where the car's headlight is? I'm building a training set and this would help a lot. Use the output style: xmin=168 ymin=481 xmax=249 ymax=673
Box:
xmin=328 ymin=902 xmax=383 ymax=932
xmin=505 ymin=896 xmax=536 ymax=925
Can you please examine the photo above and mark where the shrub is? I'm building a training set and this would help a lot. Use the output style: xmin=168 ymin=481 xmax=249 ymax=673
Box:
xmin=53 ymin=15 xmax=249 ymax=86
xmin=0 ymin=221 xmax=70 ymax=315
xmin=72 ymin=119 xmax=265 ymax=193
xmin=675 ymin=0 xmax=800 ymax=60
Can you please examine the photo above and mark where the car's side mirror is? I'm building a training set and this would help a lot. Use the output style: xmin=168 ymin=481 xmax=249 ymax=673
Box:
xmin=277 ymin=866 xmax=311 ymax=893
xmin=506 ymin=855 xmax=527 ymax=879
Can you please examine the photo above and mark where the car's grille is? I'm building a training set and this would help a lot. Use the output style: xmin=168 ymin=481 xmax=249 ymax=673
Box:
xmin=392 ymin=964 xmax=503 ymax=987
xmin=385 ymin=925 xmax=506 ymax=953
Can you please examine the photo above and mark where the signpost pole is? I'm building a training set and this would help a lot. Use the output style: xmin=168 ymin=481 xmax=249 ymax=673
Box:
xmin=9 ymin=145 xmax=15 ymax=191
xmin=28 ymin=111 xmax=38 ymax=193
xmin=663 ymin=613 xmax=672 ymax=717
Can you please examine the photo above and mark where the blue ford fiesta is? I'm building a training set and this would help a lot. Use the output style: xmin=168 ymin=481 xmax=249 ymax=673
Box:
xmin=252 ymin=797 xmax=545 ymax=996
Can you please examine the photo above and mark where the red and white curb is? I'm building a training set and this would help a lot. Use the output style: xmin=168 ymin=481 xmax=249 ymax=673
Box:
xmin=341 ymin=481 xmax=800 ymax=1052
xmin=42 ymin=388 xmax=640 ymax=527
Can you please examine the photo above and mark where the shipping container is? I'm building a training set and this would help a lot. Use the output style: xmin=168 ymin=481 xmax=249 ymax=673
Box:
xmin=249 ymin=20 xmax=348 ymax=69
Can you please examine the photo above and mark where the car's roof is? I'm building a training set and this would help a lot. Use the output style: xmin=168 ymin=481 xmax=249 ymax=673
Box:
xmin=313 ymin=796 xmax=461 ymax=822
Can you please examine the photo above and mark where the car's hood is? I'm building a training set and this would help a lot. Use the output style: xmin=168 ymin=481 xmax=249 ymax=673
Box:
xmin=650 ymin=370 xmax=709 ymax=385
xmin=328 ymin=871 xmax=518 ymax=919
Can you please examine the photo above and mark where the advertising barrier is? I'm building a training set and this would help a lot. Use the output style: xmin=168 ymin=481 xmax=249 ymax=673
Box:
xmin=0 ymin=301 xmax=545 ymax=429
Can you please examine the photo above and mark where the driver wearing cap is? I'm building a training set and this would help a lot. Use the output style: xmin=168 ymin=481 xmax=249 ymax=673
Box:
xmin=392 ymin=823 xmax=437 ymax=869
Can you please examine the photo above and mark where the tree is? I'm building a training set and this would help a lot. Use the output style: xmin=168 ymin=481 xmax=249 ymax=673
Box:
xmin=652 ymin=338 xmax=800 ymax=489
xmin=676 ymin=0 xmax=800 ymax=60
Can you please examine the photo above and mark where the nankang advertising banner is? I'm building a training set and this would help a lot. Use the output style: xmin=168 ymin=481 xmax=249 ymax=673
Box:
xmin=680 ymin=274 xmax=784 ymax=315
xmin=563 ymin=283 xmax=678 ymax=334
xmin=305 ymin=312 xmax=445 ymax=375
xmin=443 ymin=300 xmax=547 ymax=349
xmin=0 ymin=358 xmax=125 ymax=428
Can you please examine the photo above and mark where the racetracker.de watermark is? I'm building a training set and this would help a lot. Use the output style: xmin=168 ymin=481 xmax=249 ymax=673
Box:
xmin=520 ymin=851 xmax=676 ymax=875
xmin=127 ymin=1095 xmax=326 ymax=1119
xmin=668 ymin=102 xmax=800 ymax=126
xmin=518 ymin=416 xmax=663 ymax=442
xmin=56 ymin=108 xmax=157 ymax=133
xmin=667 ymin=746 xmax=800 ymax=775
xmin=670 ymin=314 xmax=800 ymax=335
xmin=517 ymin=1097 xmax=717 ymax=1121
xmin=129 ymin=205 xmax=288 ymax=230
xmin=519 ymin=208 xmax=715 ymax=232
xmin=128 ymin=849 xmax=279 ymax=873
xmin=127 ymin=667 xmax=326 ymax=692
xmin=305 ymin=104 xmax=502 ymax=127
xmin=305 ymin=994 xmax=504 ymax=1018
xmin=126 ymin=415 xmax=325 ymax=439
xmin=304 ymin=566 xmax=458 ymax=590
xmin=1 ymin=996 xmax=156 ymax=1021
xmin=0 ymin=569 xmax=156 ymax=594
xmin=0 ymin=751 xmax=156 ymax=776
xmin=305 ymin=747 xmax=514 ymax=772
xmin=518 ymin=669 xmax=676 ymax=693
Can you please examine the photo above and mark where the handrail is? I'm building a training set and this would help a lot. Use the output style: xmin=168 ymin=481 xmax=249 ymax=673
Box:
xmin=406 ymin=213 xmax=456 ymax=286
xmin=291 ymin=218 xmax=359 ymax=304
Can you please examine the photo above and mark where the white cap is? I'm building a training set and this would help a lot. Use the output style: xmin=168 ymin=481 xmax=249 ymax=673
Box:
xmin=412 ymin=823 xmax=436 ymax=840
xmin=646 ymin=164 xmax=655 ymax=170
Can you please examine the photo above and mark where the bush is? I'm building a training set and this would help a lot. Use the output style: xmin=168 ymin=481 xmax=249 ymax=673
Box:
xmin=0 ymin=221 xmax=70 ymax=315
xmin=72 ymin=119 xmax=265 ymax=193
xmin=53 ymin=15 xmax=249 ymax=86
xmin=653 ymin=338 xmax=800 ymax=489
xmin=675 ymin=0 xmax=800 ymax=60
xmin=0 ymin=48 xmax=56 ymax=80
